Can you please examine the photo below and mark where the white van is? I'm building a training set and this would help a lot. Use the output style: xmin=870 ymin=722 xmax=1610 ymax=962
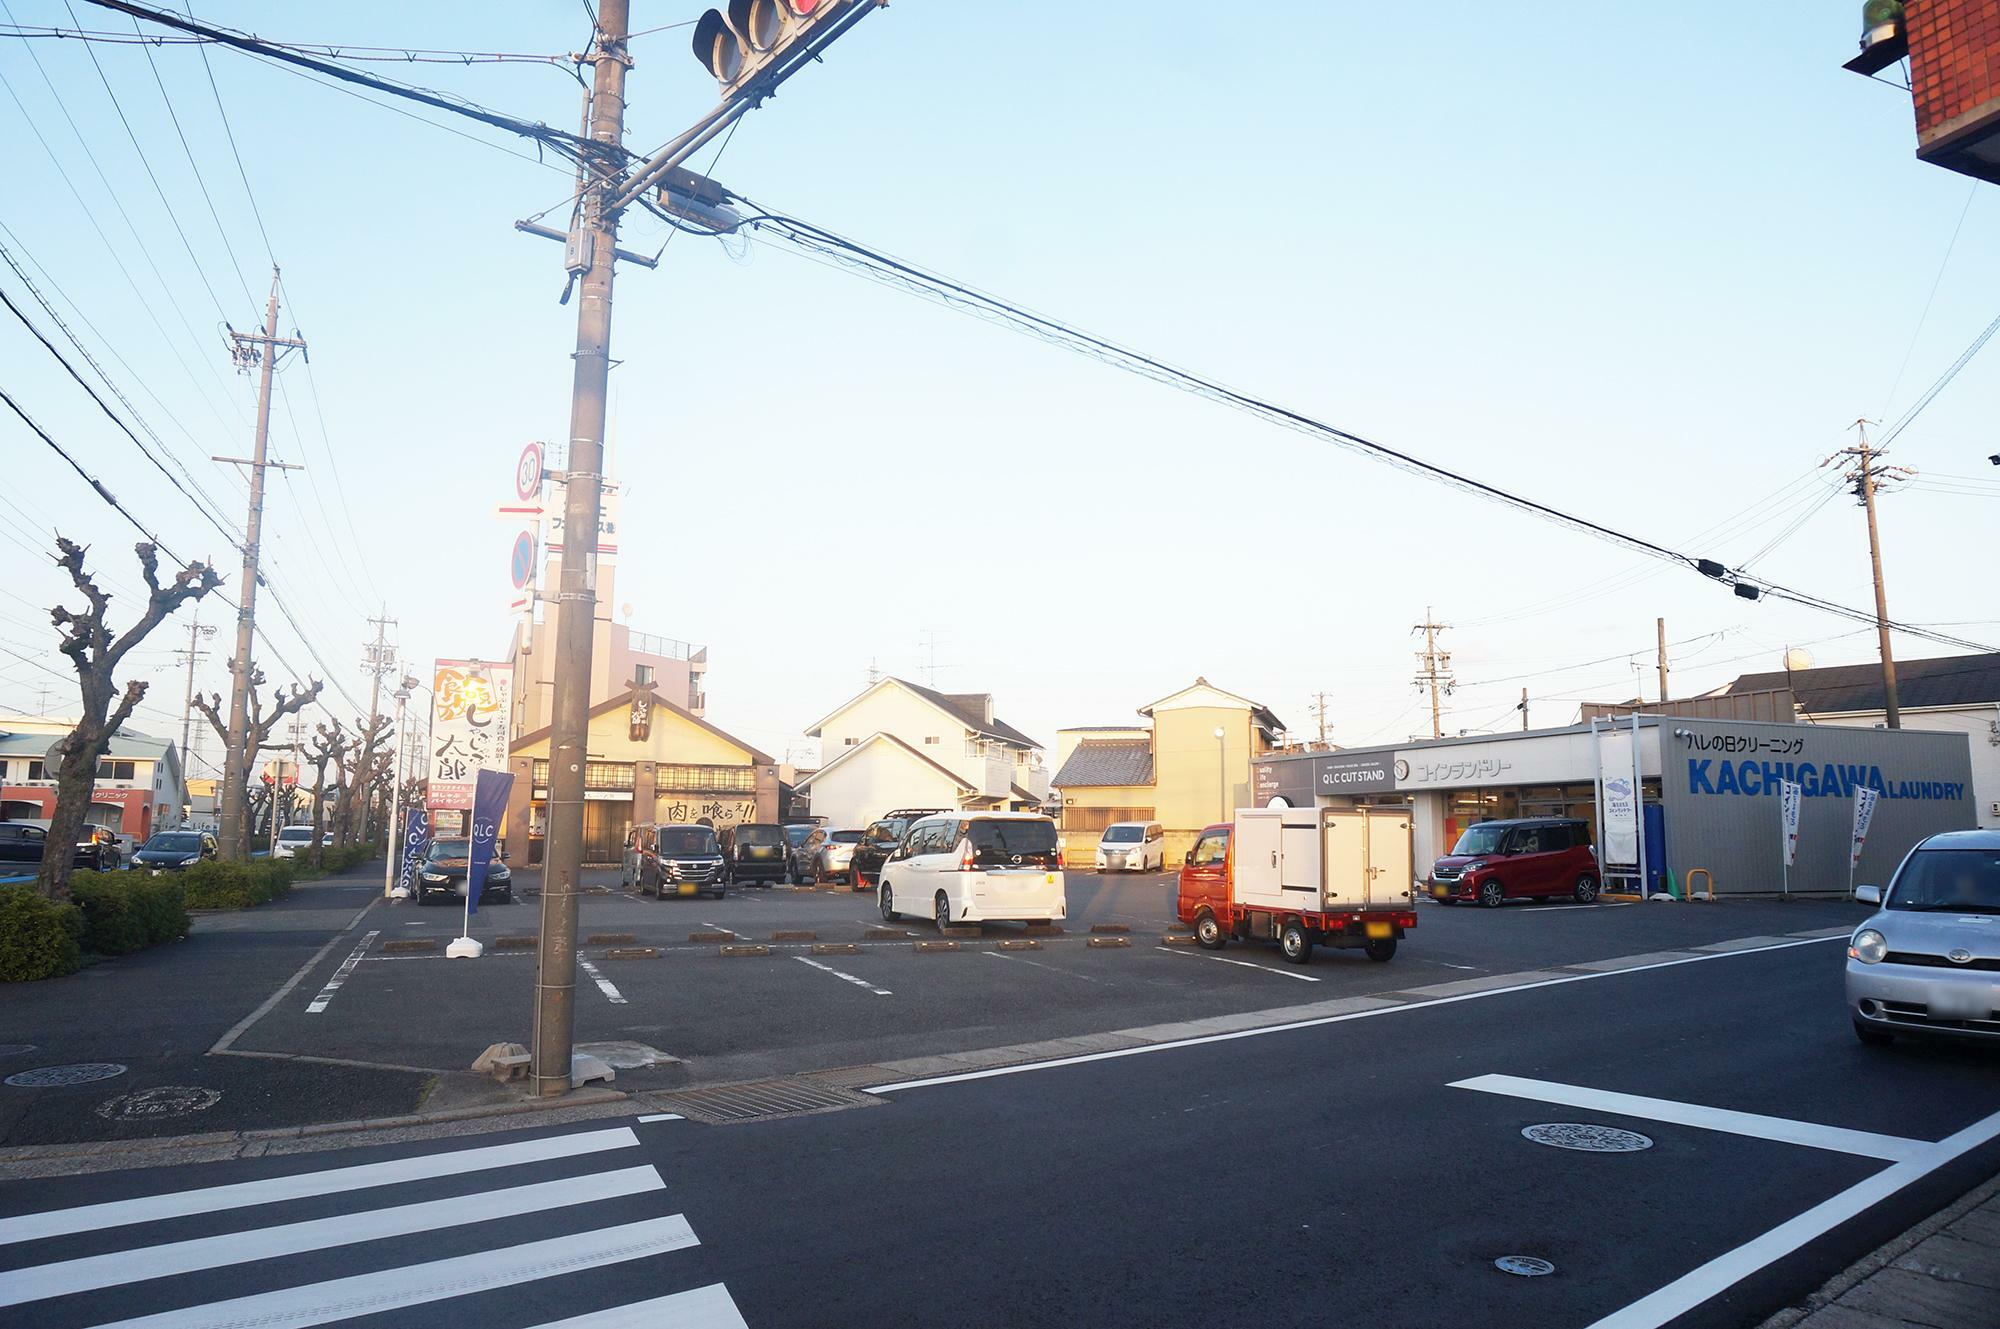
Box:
xmin=1094 ymin=821 xmax=1165 ymax=872
xmin=878 ymin=811 xmax=1065 ymax=931
xmin=273 ymin=825 xmax=320 ymax=860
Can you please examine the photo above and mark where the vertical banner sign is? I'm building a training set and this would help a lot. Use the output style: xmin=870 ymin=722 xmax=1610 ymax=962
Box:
xmin=1850 ymin=785 xmax=1879 ymax=868
xmin=1596 ymin=724 xmax=1640 ymax=868
xmin=1779 ymin=779 xmax=1804 ymax=868
xmin=428 ymin=660 xmax=513 ymax=811
xmin=397 ymin=805 xmax=431 ymax=893
xmin=465 ymin=769 xmax=514 ymax=916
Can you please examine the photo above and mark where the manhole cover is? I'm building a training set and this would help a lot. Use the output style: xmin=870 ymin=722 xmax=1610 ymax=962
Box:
xmin=96 ymin=1086 xmax=222 ymax=1121
xmin=0 ymin=1045 xmax=37 ymax=1059
xmin=1522 ymin=1122 xmax=1653 ymax=1152
xmin=1495 ymin=1255 xmax=1556 ymax=1277
xmin=5 ymin=1063 xmax=127 ymax=1088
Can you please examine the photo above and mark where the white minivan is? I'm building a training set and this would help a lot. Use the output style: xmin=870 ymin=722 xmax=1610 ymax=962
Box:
xmin=878 ymin=811 xmax=1066 ymax=931
xmin=1094 ymin=821 xmax=1166 ymax=872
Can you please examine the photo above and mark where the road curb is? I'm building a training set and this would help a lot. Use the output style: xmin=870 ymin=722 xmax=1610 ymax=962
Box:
xmin=772 ymin=930 xmax=818 ymax=942
xmin=997 ymin=939 xmax=1042 ymax=951
xmin=688 ymin=931 xmax=733 ymax=943
xmin=1087 ymin=936 xmax=1132 ymax=949
xmin=913 ymin=940 xmax=961 ymax=953
xmin=603 ymin=947 xmax=659 ymax=960
xmin=1158 ymin=935 xmax=1198 ymax=946
xmin=718 ymin=944 xmax=771 ymax=958
xmin=811 ymin=942 xmax=860 ymax=956
xmin=1089 ymin=923 xmax=1130 ymax=934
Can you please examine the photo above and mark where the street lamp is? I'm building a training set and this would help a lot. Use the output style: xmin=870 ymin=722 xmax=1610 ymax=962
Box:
xmin=384 ymin=673 xmax=419 ymax=899
xmin=1214 ymin=725 xmax=1228 ymax=823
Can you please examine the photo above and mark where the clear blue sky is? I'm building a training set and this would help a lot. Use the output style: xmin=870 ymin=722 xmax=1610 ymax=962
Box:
xmin=2 ymin=2 xmax=1994 ymax=768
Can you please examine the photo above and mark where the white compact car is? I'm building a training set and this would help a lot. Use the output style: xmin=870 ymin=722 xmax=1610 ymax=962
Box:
xmin=878 ymin=811 xmax=1065 ymax=931
xmin=1847 ymin=829 xmax=1999 ymax=1047
xmin=272 ymin=825 xmax=319 ymax=860
xmin=1095 ymin=821 xmax=1165 ymax=872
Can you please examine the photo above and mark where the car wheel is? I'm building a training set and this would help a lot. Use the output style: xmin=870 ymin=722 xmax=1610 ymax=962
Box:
xmin=1853 ymin=1019 xmax=1895 ymax=1047
xmin=1478 ymin=880 xmax=1505 ymax=909
xmin=934 ymin=892 xmax=952 ymax=932
xmin=879 ymin=884 xmax=896 ymax=921
xmin=1279 ymin=920 xmax=1313 ymax=964
xmin=1194 ymin=911 xmax=1225 ymax=950
xmin=1365 ymin=937 xmax=1397 ymax=962
xmin=1573 ymin=874 xmax=1600 ymax=904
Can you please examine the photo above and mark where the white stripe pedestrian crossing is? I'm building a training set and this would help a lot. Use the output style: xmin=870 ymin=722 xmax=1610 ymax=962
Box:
xmin=0 ymin=1126 xmax=639 ymax=1246
xmin=523 ymin=1284 xmax=750 ymax=1329
xmin=0 ymin=1164 xmax=666 ymax=1307
xmin=81 ymin=1215 xmax=701 ymax=1329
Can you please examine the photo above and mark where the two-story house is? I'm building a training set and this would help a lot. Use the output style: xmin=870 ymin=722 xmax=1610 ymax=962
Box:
xmin=0 ymin=717 xmax=188 ymax=847
xmin=796 ymin=678 xmax=1049 ymax=830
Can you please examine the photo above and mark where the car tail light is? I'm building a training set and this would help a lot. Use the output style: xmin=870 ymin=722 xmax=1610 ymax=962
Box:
xmin=958 ymin=839 xmax=974 ymax=871
xmin=1057 ymin=848 xmax=1066 ymax=870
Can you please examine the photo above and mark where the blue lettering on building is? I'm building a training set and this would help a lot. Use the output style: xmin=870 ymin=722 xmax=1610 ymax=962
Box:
xmin=1686 ymin=759 xmax=1962 ymax=802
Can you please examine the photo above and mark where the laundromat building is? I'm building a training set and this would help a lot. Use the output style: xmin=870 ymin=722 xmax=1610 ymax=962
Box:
xmin=1254 ymin=716 xmax=1976 ymax=897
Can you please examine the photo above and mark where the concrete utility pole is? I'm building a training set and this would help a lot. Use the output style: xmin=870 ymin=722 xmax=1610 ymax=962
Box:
xmin=361 ymin=610 xmax=397 ymax=841
xmin=176 ymin=616 xmax=215 ymax=776
xmin=216 ymin=269 xmax=305 ymax=859
xmin=1520 ymin=687 xmax=1529 ymax=732
xmin=1413 ymin=609 xmax=1454 ymax=740
xmin=1656 ymin=617 xmax=1669 ymax=704
xmin=534 ymin=0 xmax=628 ymax=1099
xmin=1831 ymin=422 xmax=1914 ymax=729
xmin=1309 ymin=691 xmax=1330 ymax=748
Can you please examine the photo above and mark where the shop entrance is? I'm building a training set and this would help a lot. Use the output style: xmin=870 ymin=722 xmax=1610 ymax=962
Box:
xmin=582 ymin=801 xmax=631 ymax=866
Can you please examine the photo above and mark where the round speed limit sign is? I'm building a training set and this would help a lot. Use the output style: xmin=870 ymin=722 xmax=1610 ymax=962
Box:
xmin=515 ymin=442 xmax=544 ymax=502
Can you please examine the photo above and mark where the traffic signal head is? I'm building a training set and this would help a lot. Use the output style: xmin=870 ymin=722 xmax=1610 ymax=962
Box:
xmin=692 ymin=0 xmax=848 ymax=98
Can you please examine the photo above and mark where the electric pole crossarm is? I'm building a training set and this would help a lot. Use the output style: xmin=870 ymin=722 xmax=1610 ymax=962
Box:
xmin=513 ymin=221 xmax=660 ymax=269
xmin=213 ymin=456 xmax=304 ymax=472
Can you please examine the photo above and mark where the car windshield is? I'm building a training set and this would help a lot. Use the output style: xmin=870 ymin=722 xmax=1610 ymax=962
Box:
xmin=146 ymin=833 xmax=202 ymax=852
xmin=658 ymin=828 xmax=718 ymax=855
xmin=736 ymin=826 xmax=784 ymax=846
xmin=1451 ymin=825 xmax=1511 ymax=855
xmin=968 ymin=819 xmax=1058 ymax=854
xmin=278 ymin=827 xmax=313 ymax=842
xmin=830 ymin=830 xmax=863 ymax=844
xmin=1101 ymin=825 xmax=1143 ymax=844
xmin=1888 ymin=849 xmax=2000 ymax=913
xmin=427 ymin=839 xmax=470 ymax=861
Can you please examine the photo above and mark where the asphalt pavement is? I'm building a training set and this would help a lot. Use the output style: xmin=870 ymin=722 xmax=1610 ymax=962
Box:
xmin=1 ymin=935 xmax=1994 ymax=1328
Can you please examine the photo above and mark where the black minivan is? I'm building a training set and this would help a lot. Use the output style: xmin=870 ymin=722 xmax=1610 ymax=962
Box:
xmin=722 ymin=823 xmax=791 ymax=886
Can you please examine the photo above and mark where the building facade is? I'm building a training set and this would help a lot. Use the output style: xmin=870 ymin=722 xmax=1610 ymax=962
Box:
xmin=0 ymin=717 xmax=187 ymax=846
xmin=1846 ymin=0 xmax=2000 ymax=183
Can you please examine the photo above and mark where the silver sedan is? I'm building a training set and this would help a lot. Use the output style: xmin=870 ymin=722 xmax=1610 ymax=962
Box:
xmin=1846 ymin=829 xmax=2000 ymax=1047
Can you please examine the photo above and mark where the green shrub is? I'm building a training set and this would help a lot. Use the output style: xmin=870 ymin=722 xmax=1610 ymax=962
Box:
xmin=67 ymin=872 xmax=188 ymax=954
xmin=180 ymin=859 xmax=295 ymax=910
xmin=0 ymin=886 xmax=84 ymax=982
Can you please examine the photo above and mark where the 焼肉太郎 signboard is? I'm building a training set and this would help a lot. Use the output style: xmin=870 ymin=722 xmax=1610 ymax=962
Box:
xmin=427 ymin=660 xmax=512 ymax=811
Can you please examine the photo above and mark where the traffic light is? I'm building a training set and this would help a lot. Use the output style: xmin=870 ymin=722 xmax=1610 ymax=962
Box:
xmin=692 ymin=0 xmax=850 ymax=98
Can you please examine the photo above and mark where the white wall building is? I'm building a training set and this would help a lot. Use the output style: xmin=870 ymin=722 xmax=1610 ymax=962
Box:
xmin=796 ymin=678 xmax=1049 ymax=830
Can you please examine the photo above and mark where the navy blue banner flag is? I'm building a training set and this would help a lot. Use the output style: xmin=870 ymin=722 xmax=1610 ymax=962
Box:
xmin=397 ymin=806 xmax=430 ymax=893
xmin=465 ymin=769 xmax=514 ymax=915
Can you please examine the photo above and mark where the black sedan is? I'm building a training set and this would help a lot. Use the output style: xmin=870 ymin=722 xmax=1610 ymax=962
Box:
xmin=848 ymin=808 xmax=946 ymax=890
xmin=131 ymin=830 xmax=218 ymax=871
xmin=413 ymin=838 xmax=515 ymax=906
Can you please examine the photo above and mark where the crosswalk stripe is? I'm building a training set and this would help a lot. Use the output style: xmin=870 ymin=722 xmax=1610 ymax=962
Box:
xmin=522 ymin=1284 xmax=749 ymax=1329
xmin=0 ymin=1165 xmax=665 ymax=1308
xmin=0 ymin=1126 xmax=639 ymax=1246
xmin=81 ymin=1214 xmax=700 ymax=1329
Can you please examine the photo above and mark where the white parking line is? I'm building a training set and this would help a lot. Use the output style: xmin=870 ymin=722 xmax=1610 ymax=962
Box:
xmin=983 ymin=950 xmax=1112 ymax=985
xmin=1154 ymin=945 xmax=1320 ymax=982
xmin=700 ymin=922 xmax=745 ymax=938
xmin=524 ymin=1284 xmax=748 ymax=1329
xmin=305 ymin=931 xmax=379 ymax=1015
xmin=578 ymin=957 xmax=628 ymax=1005
xmin=793 ymin=955 xmax=891 ymax=996
xmin=1450 ymin=1074 xmax=1929 ymax=1161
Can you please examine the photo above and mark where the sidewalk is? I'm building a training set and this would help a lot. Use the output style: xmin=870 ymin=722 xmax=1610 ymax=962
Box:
xmin=1764 ymin=1173 xmax=2000 ymax=1329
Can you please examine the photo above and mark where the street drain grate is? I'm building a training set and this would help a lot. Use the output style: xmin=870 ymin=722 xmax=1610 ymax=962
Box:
xmin=654 ymin=1079 xmax=879 ymax=1124
xmin=5 ymin=1063 xmax=127 ymax=1088
xmin=1495 ymin=1256 xmax=1556 ymax=1277
xmin=1523 ymin=1123 xmax=1653 ymax=1152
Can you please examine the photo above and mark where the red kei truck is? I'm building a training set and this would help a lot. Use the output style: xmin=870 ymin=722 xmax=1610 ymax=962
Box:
xmin=1176 ymin=806 xmax=1418 ymax=964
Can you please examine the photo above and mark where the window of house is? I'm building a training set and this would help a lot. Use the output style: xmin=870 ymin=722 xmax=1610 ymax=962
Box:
xmin=844 ymin=737 xmax=859 ymax=747
xmin=27 ymin=761 xmax=45 ymax=781
xmin=924 ymin=736 xmax=940 ymax=746
xmin=633 ymin=664 xmax=654 ymax=686
xmin=656 ymin=764 xmax=754 ymax=793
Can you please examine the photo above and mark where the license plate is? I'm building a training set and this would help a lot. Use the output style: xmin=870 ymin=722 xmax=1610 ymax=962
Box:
xmin=1430 ymin=884 xmax=1447 ymax=898
xmin=1932 ymin=986 xmax=1993 ymax=1020
xmin=1365 ymin=921 xmax=1393 ymax=939
xmin=678 ymin=883 xmax=696 ymax=896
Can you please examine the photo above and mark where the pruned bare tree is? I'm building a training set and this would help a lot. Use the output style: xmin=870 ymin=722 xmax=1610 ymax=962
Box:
xmin=40 ymin=538 xmax=219 ymax=901
xmin=192 ymin=662 xmax=322 ymax=858
xmin=330 ymin=714 xmax=391 ymax=847
xmin=305 ymin=722 xmax=346 ymax=870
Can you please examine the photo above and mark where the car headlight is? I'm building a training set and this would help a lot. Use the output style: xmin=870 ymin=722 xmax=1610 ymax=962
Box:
xmin=1459 ymin=861 xmax=1485 ymax=873
xmin=1850 ymin=929 xmax=1887 ymax=964
xmin=179 ymin=856 xmax=200 ymax=866
xmin=421 ymin=871 xmax=449 ymax=884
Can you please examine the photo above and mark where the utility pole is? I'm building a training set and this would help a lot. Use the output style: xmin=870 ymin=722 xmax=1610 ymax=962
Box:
xmin=216 ymin=269 xmax=305 ymax=859
xmin=1520 ymin=687 xmax=1529 ymax=732
xmin=534 ymin=0 xmax=628 ymax=1100
xmin=1413 ymin=609 xmax=1454 ymax=740
xmin=361 ymin=610 xmax=397 ymax=842
xmin=1656 ymin=617 xmax=1669 ymax=704
xmin=1309 ymin=691 xmax=1330 ymax=748
xmin=1830 ymin=422 xmax=1914 ymax=729
xmin=175 ymin=616 xmax=216 ymax=776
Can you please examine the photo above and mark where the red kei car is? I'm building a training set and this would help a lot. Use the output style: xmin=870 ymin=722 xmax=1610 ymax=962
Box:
xmin=1427 ymin=817 xmax=1601 ymax=907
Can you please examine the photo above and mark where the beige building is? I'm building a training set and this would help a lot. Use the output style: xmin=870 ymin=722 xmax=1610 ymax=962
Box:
xmin=1051 ymin=679 xmax=1286 ymax=864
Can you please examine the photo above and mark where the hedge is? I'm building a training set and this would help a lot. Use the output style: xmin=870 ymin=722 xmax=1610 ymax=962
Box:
xmin=0 ymin=887 xmax=83 ymax=982
xmin=66 ymin=872 xmax=189 ymax=955
xmin=180 ymin=858 xmax=296 ymax=910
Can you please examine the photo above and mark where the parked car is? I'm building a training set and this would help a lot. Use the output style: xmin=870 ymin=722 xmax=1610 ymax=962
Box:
xmin=849 ymin=808 xmax=947 ymax=890
xmin=1848 ymin=829 xmax=2000 ymax=1047
xmin=783 ymin=824 xmax=818 ymax=880
xmin=1426 ymin=817 xmax=1600 ymax=907
xmin=79 ymin=825 xmax=122 ymax=871
xmin=877 ymin=811 xmax=1065 ymax=931
xmin=413 ymin=837 xmax=514 ymax=906
xmin=625 ymin=823 xmax=728 ymax=899
xmin=803 ymin=828 xmax=865 ymax=886
xmin=272 ymin=825 xmax=320 ymax=860
xmin=721 ymin=823 xmax=791 ymax=886
xmin=132 ymin=830 xmax=219 ymax=872
xmin=1094 ymin=821 xmax=1166 ymax=873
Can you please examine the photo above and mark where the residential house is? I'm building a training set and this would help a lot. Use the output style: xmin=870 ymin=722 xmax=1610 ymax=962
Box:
xmin=797 ymin=679 xmax=1049 ymax=831
xmin=0 ymin=717 xmax=187 ymax=846
xmin=1051 ymin=678 xmax=1286 ymax=863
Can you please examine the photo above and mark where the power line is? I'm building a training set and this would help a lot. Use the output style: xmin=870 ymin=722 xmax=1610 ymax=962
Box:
xmin=0 ymin=383 xmax=182 ymax=560
xmin=1880 ymin=308 xmax=2000 ymax=449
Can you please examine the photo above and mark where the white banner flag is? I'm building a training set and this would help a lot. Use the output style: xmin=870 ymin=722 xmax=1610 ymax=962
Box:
xmin=1779 ymin=779 xmax=1803 ymax=868
xmin=1596 ymin=726 xmax=1640 ymax=868
xmin=1850 ymin=786 xmax=1879 ymax=868
xmin=427 ymin=659 xmax=512 ymax=812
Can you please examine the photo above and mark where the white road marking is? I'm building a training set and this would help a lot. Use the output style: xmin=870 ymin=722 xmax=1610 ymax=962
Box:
xmin=304 ymin=930 xmax=379 ymax=1014
xmin=1155 ymin=945 xmax=1321 ymax=982
xmin=793 ymin=955 xmax=891 ymax=995
xmin=1450 ymin=1074 xmax=1928 ymax=1161
xmin=982 ymin=950 xmax=1112 ymax=985
xmin=867 ymin=936 xmax=1843 ymax=1093
xmin=637 ymin=1112 xmax=684 ymax=1123
xmin=1587 ymin=1103 xmax=2000 ymax=1329
xmin=0 ymin=1126 xmax=639 ymax=1245
xmin=83 ymin=1215 xmax=700 ymax=1329
xmin=700 ymin=922 xmax=745 ymax=938
xmin=524 ymin=1284 xmax=749 ymax=1329
xmin=210 ymin=898 xmax=377 ymax=1053
xmin=578 ymin=957 xmax=628 ymax=1005
xmin=0 ymin=1166 xmax=664 ymax=1307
